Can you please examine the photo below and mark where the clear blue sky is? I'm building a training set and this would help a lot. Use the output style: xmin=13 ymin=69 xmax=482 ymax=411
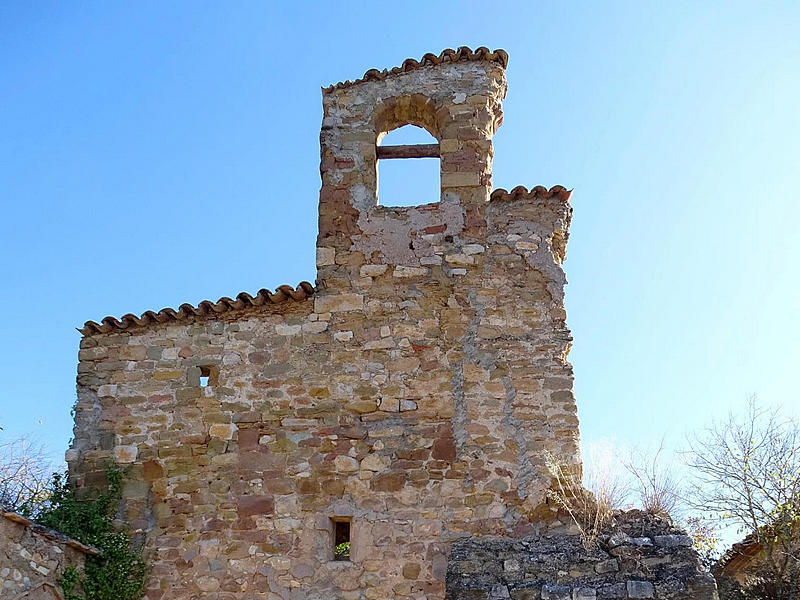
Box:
xmin=1 ymin=2 xmax=798 ymax=470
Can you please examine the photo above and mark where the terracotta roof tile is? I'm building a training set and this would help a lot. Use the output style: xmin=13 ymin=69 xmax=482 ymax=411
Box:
xmin=324 ymin=46 xmax=509 ymax=92
xmin=714 ymin=532 xmax=764 ymax=576
xmin=80 ymin=282 xmax=314 ymax=336
xmin=80 ymin=189 xmax=568 ymax=336
xmin=490 ymin=185 xmax=572 ymax=202
xmin=1 ymin=509 xmax=100 ymax=556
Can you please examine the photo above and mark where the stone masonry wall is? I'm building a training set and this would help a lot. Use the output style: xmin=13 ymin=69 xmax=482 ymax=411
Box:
xmin=446 ymin=511 xmax=718 ymax=600
xmin=68 ymin=50 xmax=581 ymax=600
xmin=1 ymin=510 xmax=94 ymax=599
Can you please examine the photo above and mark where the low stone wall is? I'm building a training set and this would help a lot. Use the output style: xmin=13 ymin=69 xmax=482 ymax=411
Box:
xmin=445 ymin=511 xmax=718 ymax=600
xmin=1 ymin=510 xmax=97 ymax=599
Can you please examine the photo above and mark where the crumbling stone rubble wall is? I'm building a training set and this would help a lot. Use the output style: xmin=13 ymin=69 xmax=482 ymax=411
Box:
xmin=446 ymin=511 xmax=718 ymax=600
xmin=68 ymin=48 xmax=604 ymax=600
xmin=1 ymin=509 xmax=96 ymax=599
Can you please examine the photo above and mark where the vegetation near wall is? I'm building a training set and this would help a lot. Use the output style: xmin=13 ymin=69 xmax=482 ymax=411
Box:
xmin=0 ymin=434 xmax=51 ymax=514
xmin=35 ymin=465 xmax=147 ymax=600
xmin=688 ymin=399 xmax=800 ymax=600
xmin=546 ymin=399 xmax=799 ymax=600
xmin=4 ymin=398 xmax=795 ymax=599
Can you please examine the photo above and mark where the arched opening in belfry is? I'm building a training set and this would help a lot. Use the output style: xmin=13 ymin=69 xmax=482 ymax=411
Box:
xmin=377 ymin=125 xmax=440 ymax=207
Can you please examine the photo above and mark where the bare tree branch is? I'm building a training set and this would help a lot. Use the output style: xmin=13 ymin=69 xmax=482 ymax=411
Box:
xmin=623 ymin=439 xmax=682 ymax=519
xmin=0 ymin=434 xmax=54 ymax=515
xmin=686 ymin=396 xmax=800 ymax=600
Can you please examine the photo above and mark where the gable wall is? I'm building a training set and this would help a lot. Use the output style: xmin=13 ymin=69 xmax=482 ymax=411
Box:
xmin=68 ymin=56 xmax=580 ymax=600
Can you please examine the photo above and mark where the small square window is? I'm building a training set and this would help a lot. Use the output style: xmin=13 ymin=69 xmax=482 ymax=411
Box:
xmin=332 ymin=519 xmax=351 ymax=561
xmin=199 ymin=365 xmax=216 ymax=387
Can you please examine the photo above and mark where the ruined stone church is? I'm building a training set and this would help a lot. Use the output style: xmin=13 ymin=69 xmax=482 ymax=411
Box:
xmin=68 ymin=47 xmax=715 ymax=600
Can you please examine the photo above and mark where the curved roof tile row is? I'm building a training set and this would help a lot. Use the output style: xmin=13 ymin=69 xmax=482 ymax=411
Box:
xmin=490 ymin=185 xmax=572 ymax=202
xmin=81 ymin=186 xmax=571 ymax=336
xmin=80 ymin=282 xmax=315 ymax=335
xmin=324 ymin=46 xmax=508 ymax=92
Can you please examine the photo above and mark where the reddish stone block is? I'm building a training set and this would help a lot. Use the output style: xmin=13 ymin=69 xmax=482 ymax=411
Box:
xmin=431 ymin=432 xmax=457 ymax=461
xmin=371 ymin=472 xmax=406 ymax=492
xmin=237 ymin=495 xmax=275 ymax=517
xmin=237 ymin=428 xmax=260 ymax=450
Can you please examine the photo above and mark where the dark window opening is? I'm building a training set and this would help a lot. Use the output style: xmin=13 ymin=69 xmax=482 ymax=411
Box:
xmin=199 ymin=365 xmax=212 ymax=387
xmin=333 ymin=519 xmax=351 ymax=561
xmin=377 ymin=125 xmax=439 ymax=207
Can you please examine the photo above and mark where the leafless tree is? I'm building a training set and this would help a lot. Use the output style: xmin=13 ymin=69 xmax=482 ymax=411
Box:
xmin=686 ymin=398 xmax=800 ymax=600
xmin=623 ymin=441 xmax=682 ymax=519
xmin=0 ymin=434 xmax=53 ymax=515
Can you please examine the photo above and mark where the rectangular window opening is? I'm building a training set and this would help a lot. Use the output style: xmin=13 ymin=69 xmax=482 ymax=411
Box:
xmin=333 ymin=519 xmax=351 ymax=561
xmin=377 ymin=125 xmax=440 ymax=207
xmin=199 ymin=365 xmax=212 ymax=388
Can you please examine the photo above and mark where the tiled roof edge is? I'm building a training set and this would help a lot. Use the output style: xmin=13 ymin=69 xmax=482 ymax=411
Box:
xmin=714 ymin=532 xmax=762 ymax=573
xmin=324 ymin=46 xmax=508 ymax=92
xmin=490 ymin=185 xmax=573 ymax=202
xmin=80 ymin=282 xmax=315 ymax=336
xmin=1 ymin=509 xmax=101 ymax=556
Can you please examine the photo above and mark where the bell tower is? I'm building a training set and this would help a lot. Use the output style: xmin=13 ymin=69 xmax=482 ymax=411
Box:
xmin=316 ymin=47 xmax=509 ymax=290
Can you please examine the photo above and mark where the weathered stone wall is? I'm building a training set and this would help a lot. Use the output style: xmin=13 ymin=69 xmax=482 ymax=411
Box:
xmin=446 ymin=511 xmax=718 ymax=600
xmin=1 ymin=510 xmax=94 ymax=599
xmin=68 ymin=50 xmax=581 ymax=600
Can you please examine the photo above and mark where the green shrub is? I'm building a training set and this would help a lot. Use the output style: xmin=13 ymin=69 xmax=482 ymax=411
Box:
xmin=334 ymin=541 xmax=350 ymax=560
xmin=36 ymin=466 xmax=147 ymax=600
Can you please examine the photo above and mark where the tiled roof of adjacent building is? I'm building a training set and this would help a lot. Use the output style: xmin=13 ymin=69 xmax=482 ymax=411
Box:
xmin=1 ymin=508 xmax=100 ymax=556
xmin=324 ymin=46 xmax=509 ymax=92
xmin=490 ymin=185 xmax=572 ymax=202
xmin=80 ymin=282 xmax=315 ymax=336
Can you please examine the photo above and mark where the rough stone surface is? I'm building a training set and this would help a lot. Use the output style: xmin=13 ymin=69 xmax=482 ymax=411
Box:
xmin=445 ymin=511 xmax=718 ymax=600
xmin=1 ymin=510 xmax=94 ymax=599
xmin=65 ymin=49 xmax=710 ymax=600
xmin=627 ymin=581 xmax=655 ymax=598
